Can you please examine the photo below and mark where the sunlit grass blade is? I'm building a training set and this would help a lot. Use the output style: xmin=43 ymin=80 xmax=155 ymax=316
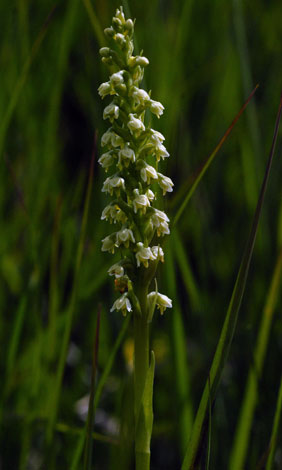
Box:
xmin=181 ymin=92 xmax=282 ymax=470
xmin=172 ymin=227 xmax=201 ymax=311
xmin=0 ymin=6 xmax=56 ymax=159
xmin=82 ymin=0 xmax=105 ymax=47
xmin=266 ymin=375 xmax=282 ymax=470
xmin=83 ymin=307 xmax=101 ymax=470
xmin=172 ymin=84 xmax=259 ymax=227
xmin=46 ymin=136 xmax=96 ymax=444
xmin=70 ymin=312 xmax=131 ymax=470
xmin=165 ymin=238 xmax=193 ymax=456
xmin=229 ymin=248 xmax=282 ymax=470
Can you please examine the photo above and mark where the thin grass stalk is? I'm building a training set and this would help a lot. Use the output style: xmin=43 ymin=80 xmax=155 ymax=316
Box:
xmin=181 ymin=92 xmax=282 ymax=470
xmin=229 ymin=248 xmax=282 ymax=470
xmin=171 ymin=84 xmax=258 ymax=224
xmin=70 ymin=312 xmax=131 ymax=470
xmin=0 ymin=6 xmax=56 ymax=159
xmin=46 ymin=137 xmax=95 ymax=444
xmin=266 ymin=375 xmax=282 ymax=470
xmin=83 ymin=307 xmax=101 ymax=470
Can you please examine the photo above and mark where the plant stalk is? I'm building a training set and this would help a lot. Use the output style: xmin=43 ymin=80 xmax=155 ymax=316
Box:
xmin=133 ymin=286 xmax=151 ymax=470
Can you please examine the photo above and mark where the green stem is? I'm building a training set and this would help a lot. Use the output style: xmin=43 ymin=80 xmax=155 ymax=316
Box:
xmin=133 ymin=285 xmax=151 ymax=470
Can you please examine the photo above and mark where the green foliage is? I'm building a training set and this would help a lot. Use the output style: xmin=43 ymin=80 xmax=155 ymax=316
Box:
xmin=1 ymin=1 xmax=282 ymax=469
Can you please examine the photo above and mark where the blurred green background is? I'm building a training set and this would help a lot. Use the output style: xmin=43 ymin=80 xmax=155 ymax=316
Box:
xmin=1 ymin=0 xmax=282 ymax=468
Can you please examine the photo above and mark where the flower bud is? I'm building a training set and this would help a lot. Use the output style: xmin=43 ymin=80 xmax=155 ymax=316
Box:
xmin=99 ymin=47 xmax=111 ymax=57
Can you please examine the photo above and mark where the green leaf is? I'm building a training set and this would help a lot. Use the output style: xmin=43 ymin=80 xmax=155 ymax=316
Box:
xmin=181 ymin=92 xmax=282 ymax=470
xmin=172 ymin=85 xmax=259 ymax=227
xmin=135 ymin=351 xmax=155 ymax=455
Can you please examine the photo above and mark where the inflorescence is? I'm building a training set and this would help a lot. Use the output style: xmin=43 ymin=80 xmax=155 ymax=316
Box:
xmin=98 ymin=7 xmax=173 ymax=317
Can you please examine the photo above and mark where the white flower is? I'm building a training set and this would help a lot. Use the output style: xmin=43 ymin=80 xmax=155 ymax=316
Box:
xmin=140 ymin=163 xmax=158 ymax=184
xmin=103 ymin=103 xmax=119 ymax=122
xmin=98 ymin=81 xmax=111 ymax=99
xmin=135 ymin=242 xmax=156 ymax=268
xmin=98 ymin=151 xmax=115 ymax=171
xmin=131 ymin=86 xmax=150 ymax=104
xmin=115 ymin=8 xmax=125 ymax=22
xmin=132 ymin=189 xmax=150 ymax=214
xmin=108 ymin=263 xmax=124 ymax=278
xmin=150 ymin=129 xmax=165 ymax=144
xmin=151 ymin=209 xmax=170 ymax=227
xmin=158 ymin=222 xmax=170 ymax=236
xmin=115 ymin=33 xmax=126 ymax=46
xmin=118 ymin=145 xmax=135 ymax=167
xmin=147 ymin=291 xmax=172 ymax=315
xmin=127 ymin=113 xmax=145 ymax=136
xmin=151 ymin=246 xmax=164 ymax=262
xmin=110 ymin=293 xmax=132 ymax=316
xmin=155 ymin=143 xmax=169 ymax=161
xmin=157 ymin=173 xmax=174 ymax=195
xmin=116 ymin=228 xmax=135 ymax=248
xmin=101 ymin=129 xmax=124 ymax=148
xmin=135 ymin=56 xmax=149 ymax=66
xmin=102 ymin=176 xmax=125 ymax=196
xmin=146 ymin=189 xmax=155 ymax=201
xmin=101 ymin=234 xmax=117 ymax=253
xmin=101 ymin=204 xmax=127 ymax=224
xmin=150 ymin=100 xmax=164 ymax=118
xmin=110 ymin=71 xmax=124 ymax=85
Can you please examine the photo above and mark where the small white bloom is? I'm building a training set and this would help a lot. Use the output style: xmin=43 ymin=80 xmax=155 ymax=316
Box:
xmin=140 ymin=163 xmax=158 ymax=184
xmin=102 ymin=176 xmax=125 ymax=196
xmin=116 ymin=228 xmax=135 ymax=248
xmin=150 ymin=129 xmax=165 ymax=144
xmin=115 ymin=33 xmax=126 ymax=46
xmin=151 ymin=208 xmax=170 ymax=226
xmin=132 ymin=189 xmax=150 ymax=214
xmin=115 ymin=8 xmax=125 ymax=22
xmin=110 ymin=293 xmax=132 ymax=316
xmin=157 ymin=221 xmax=170 ymax=236
xmin=151 ymin=246 xmax=164 ymax=262
xmin=131 ymin=86 xmax=150 ymax=104
xmin=135 ymin=56 xmax=149 ymax=66
xmin=147 ymin=291 xmax=172 ymax=315
xmin=127 ymin=113 xmax=145 ymax=136
xmin=150 ymin=100 xmax=164 ymax=118
xmin=157 ymin=173 xmax=174 ymax=195
xmin=118 ymin=145 xmax=135 ymax=167
xmin=135 ymin=242 xmax=156 ymax=268
xmin=101 ymin=129 xmax=124 ymax=148
xmin=146 ymin=189 xmax=155 ymax=201
xmin=103 ymin=103 xmax=119 ymax=122
xmin=155 ymin=143 xmax=170 ymax=161
xmin=108 ymin=263 xmax=124 ymax=278
xmin=98 ymin=151 xmax=115 ymax=171
xmin=101 ymin=234 xmax=117 ymax=253
xmin=110 ymin=71 xmax=124 ymax=85
xmin=98 ymin=81 xmax=111 ymax=99
xmin=101 ymin=204 xmax=127 ymax=224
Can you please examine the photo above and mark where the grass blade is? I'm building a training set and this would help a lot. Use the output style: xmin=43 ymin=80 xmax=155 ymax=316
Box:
xmin=83 ymin=307 xmax=101 ymax=470
xmin=166 ymin=237 xmax=193 ymax=456
xmin=82 ymin=0 xmax=105 ymax=47
xmin=229 ymin=248 xmax=282 ymax=470
xmin=266 ymin=376 xmax=282 ymax=470
xmin=46 ymin=135 xmax=95 ymax=444
xmin=172 ymin=84 xmax=259 ymax=227
xmin=0 ymin=6 xmax=56 ymax=159
xmin=181 ymin=92 xmax=282 ymax=470
xmin=70 ymin=312 xmax=131 ymax=470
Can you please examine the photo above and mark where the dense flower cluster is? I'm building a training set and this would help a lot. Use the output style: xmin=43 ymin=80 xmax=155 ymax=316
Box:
xmin=99 ymin=7 xmax=173 ymax=317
